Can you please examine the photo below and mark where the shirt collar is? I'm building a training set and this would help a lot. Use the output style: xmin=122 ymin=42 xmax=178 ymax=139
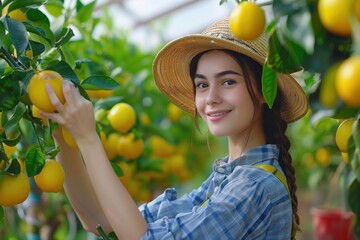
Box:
xmin=213 ymin=144 xmax=280 ymax=174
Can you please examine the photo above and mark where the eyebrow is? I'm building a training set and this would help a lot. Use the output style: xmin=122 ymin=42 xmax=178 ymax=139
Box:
xmin=195 ymin=70 xmax=241 ymax=79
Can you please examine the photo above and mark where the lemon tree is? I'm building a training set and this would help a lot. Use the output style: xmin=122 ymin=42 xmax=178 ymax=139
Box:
xmin=0 ymin=0 xmax=120 ymax=238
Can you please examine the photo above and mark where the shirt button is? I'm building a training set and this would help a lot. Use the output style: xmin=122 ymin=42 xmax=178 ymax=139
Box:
xmin=219 ymin=161 xmax=226 ymax=166
xmin=218 ymin=168 xmax=225 ymax=173
xmin=214 ymin=187 xmax=219 ymax=192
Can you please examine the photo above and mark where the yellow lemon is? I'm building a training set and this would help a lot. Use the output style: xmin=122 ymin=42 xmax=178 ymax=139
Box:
xmin=0 ymin=172 xmax=30 ymax=206
xmin=34 ymin=159 xmax=65 ymax=193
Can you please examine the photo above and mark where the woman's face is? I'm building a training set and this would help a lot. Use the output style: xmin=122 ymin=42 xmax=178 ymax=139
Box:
xmin=194 ymin=50 xmax=262 ymax=138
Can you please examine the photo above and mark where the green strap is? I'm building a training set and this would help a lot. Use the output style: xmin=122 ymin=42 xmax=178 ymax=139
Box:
xmin=254 ymin=164 xmax=296 ymax=239
xmin=200 ymin=164 xmax=296 ymax=238
xmin=201 ymin=164 xmax=290 ymax=206
xmin=254 ymin=164 xmax=290 ymax=194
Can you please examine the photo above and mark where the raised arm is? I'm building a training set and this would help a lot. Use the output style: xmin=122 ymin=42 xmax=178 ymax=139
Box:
xmin=42 ymin=81 xmax=147 ymax=239
xmin=52 ymin=128 xmax=112 ymax=234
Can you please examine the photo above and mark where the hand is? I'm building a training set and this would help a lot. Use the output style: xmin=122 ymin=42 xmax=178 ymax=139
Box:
xmin=41 ymin=80 xmax=97 ymax=143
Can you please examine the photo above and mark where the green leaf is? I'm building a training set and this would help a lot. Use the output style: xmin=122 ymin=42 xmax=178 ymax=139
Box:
xmin=349 ymin=177 xmax=360 ymax=214
xmin=75 ymin=0 xmax=96 ymax=23
xmin=219 ymin=0 xmax=228 ymax=5
xmin=6 ymin=158 xmax=21 ymax=174
xmin=59 ymin=45 xmax=75 ymax=69
xmin=96 ymin=224 xmax=118 ymax=240
xmin=348 ymin=177 xmax=360 ymax=236
xmin=332 ymin=107 xmax=358 ymax=120
xmin=262 ymin=61 xmax=277 ymax=109
xmin=93 ymin=96 xmax=123 ymax=111
xmin=26 ymin=19 xmax=55 ymax=46
xmin=81 ymin=76 xmax=119 ymax=90
xmin=25 ymin=146 xmax=45 ymax=177
xmin=4 ymin=17 xmax=28 ymax=55
xmin=7 ymin=0 xmax=46 ymax=12
xmin=48 ymin=60 xmax=80 ymax=84
xmin=39 ymin=47 xmax=59 ymax=70
xmin=268 ymin=30 xmax=302 ymax=73
xmin=2 ymin=103 xmax=26 ymax=131
xmin=55 ymin=28 xmax=75 ymax=47
xmin=0 ymin=60 xmax=6 ymax=76
xmin=137 ymin=157 xmax=164 ymax=172
xmin=1 ymin=130 xmax=21 ymax=147
xmin=26 ymin=8 xmax=50 ymax=27
xmin=75 ymin=83 xmax=90 ymax=101
xmin=353 ymin=119 xmax=360 ymax=148
xmin=0 ymin=22 xmax=5 ymax=49
xmin=29 ymin=39 xmax=45 ymax=57
xmin=0 ymin=206 xmax=4 ymax=227
xmin=25 ymin=23 xmax=47 ymax=40
xmin=0 ymin=151 xmax=9 ymax=164
xmin=45 ymin=147 xmax=60 ymax=159
xmin=75 ymin=0 xmax=85 ymax=12
xmin=272 ymin=0 xmax=306 ymax=20
xmin=45 ymin=0 xmax=64 ymax=17
xmin=352 ymin=152 xmax=360 ymax=182
xmin=0 ymin=76 xmax=21 ymax=111
xmin=111 ymin=162 xmax=123 ymax=177
xmin=286 ymin=9 xmax=314 ymax=54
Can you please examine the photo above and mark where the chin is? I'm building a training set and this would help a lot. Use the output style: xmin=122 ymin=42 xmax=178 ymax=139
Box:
xmin=208 ymin=129 xmax=228 ymax=137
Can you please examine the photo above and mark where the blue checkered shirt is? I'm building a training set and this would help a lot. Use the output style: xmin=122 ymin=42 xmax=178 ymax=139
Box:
xmin=139 ymin=144 xmax=292 ymax=239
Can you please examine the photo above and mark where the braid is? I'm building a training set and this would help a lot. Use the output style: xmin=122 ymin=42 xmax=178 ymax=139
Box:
xmin=263 ymin=102 xmax=301 ymax=238
xmin=190 ymin=49 xmax=301 ymax=237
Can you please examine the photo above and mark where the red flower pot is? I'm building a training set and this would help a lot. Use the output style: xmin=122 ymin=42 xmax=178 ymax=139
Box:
xmin=311 ymin=208 xmax=355 ymax=240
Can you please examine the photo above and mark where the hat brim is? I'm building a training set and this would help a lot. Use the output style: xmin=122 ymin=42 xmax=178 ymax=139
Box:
xmin=153 ymin=34 xmax=308 ymax=123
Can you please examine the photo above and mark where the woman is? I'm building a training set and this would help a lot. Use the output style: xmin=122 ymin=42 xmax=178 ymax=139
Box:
xmin=42 ymin=18 xmax=308 ymax=239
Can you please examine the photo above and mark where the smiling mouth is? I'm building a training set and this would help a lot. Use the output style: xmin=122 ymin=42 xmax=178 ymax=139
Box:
xmin=207 ymin=110 xmax=231 ymax=118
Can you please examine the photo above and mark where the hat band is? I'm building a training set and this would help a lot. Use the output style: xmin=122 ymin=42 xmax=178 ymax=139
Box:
xmin=205 ymin=32 xmax=264 ymax=59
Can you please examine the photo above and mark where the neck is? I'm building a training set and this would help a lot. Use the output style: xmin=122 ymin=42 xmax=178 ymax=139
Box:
xmin=227 ymin=124 xmax=266 ymax=161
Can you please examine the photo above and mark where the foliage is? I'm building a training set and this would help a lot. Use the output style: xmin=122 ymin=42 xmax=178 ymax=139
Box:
xmin=0 ymin=0 xmax=215 ymax=238
xmin=222 ymin=0 xmax=360 ymax=236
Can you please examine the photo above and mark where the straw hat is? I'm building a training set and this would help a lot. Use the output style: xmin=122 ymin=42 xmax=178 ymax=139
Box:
xmin=153 ymin=18 xmax=308 ymax=123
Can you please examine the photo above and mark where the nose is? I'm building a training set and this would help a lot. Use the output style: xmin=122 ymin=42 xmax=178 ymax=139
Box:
xmin=206 ymin=85 xmax=222 ymax=105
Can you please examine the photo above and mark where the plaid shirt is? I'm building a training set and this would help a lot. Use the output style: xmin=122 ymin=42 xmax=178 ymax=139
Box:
xmin=139 ymin=144 xmax=292 ymax=239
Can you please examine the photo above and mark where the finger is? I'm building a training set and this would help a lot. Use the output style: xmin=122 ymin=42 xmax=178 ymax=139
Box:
xmin=40 ymin=109 xmax=65 ymax=126
xmin=72 ymin=83 xmax=85 ymax=106
xmin=46 ymin=83 xmax=66 ymax=113
xmin=62 ymin=80 xmax=77 ymax=106
xmin=71 ymin=82 xmax=88 ymax=106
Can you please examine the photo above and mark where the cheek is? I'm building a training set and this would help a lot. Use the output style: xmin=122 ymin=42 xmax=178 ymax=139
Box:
xmin=195 ymin=95 xmax=206 ymax=118
xmin=230 ymin=91 xmax=255 ymax=113
xmin=195 ymin=94 xmax=203 ymax=110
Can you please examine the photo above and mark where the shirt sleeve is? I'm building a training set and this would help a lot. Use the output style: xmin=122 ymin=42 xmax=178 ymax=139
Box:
xmin=140 ymin=176 xmax=273 ymax=240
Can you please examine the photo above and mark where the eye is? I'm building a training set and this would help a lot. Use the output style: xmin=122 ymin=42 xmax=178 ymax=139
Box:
xmin=195 ymin=82 xmax=208 ymax=89
xmin=223 ymin=79 xmax=237 ymax=86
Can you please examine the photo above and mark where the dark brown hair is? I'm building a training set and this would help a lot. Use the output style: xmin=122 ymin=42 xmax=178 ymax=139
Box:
xmin=190 ymin=49 xmax=300 ymax=238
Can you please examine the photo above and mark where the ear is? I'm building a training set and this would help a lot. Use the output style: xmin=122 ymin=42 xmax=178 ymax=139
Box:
xmin=259 ymin=96 xmax=266 ymax=104
xmin=256 ymin=91 xmax=266 ymax=105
